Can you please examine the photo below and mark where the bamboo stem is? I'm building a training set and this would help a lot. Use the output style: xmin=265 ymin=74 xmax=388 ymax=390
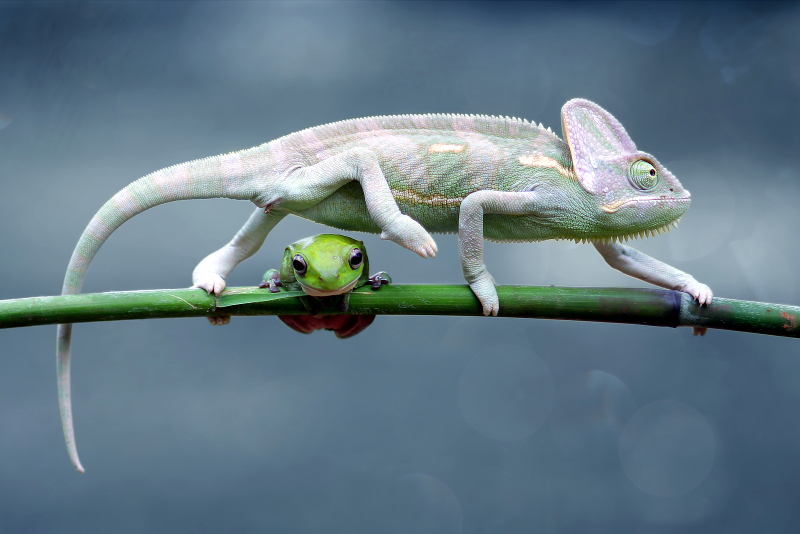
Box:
xmin=0 ymin=286 xmax=797 ymax=338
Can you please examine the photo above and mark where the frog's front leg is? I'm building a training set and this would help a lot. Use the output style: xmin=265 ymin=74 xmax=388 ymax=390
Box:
xmin=300 ymin=295 xmax=323 ymax=315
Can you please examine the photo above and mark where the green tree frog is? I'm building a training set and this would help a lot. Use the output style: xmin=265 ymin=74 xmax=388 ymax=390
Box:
xmin=260 ymin=234 xmax=390 ymax=338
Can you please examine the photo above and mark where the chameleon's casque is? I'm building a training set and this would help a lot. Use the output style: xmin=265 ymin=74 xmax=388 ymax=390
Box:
xmin=56 ymin=99 xmax=711 ymax=472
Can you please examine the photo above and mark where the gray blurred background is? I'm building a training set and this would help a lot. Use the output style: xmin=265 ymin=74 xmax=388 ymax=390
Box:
xmin=1 ymin=1 xmax=799 ymax=532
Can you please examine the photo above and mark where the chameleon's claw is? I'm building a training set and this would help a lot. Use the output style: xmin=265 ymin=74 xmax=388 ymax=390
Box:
xmin=469 ymin=276 xmax=499 ymax=316
xmin=681 ymin=279 xmax=713 ymax=307
xmin=380 ymin=215 xmax=437 ymax=259
xmin=193 ymin=274 xmax=226 ymax=296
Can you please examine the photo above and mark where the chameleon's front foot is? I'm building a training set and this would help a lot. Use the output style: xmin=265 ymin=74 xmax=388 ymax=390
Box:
xmin=380 ymin=215 xmax=437 ymax=258
xmin=469 ymin=275 xmax=500 ymax=316
xmin=679 ymin=279 xmax=712 ymax=337
xmin=680 ymin=279 xmax=713 ymax=307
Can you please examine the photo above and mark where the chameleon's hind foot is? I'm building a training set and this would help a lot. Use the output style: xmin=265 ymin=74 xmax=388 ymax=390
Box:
xmin=380 ymin=215 xmax=437 ymax=258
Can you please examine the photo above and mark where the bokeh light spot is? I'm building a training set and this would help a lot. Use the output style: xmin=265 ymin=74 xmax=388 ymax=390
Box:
xmin=458 ymin=344 xmax=553 ymax=441
xmin=394 ymin=474 xmax=463 ymax=534
xmin=663 ymin=160 xmax=735 ymax=261
xmin=619 ymin=2 xmax=681 ymax=46
xmin=620 ymin=400 xmax=715 ymax=497
xmin=549 ymin=370 xmax=637 ymax=465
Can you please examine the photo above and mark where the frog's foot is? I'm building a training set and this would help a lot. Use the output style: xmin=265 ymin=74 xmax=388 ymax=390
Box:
xmin=380 ymin=215 xmax=437 ymax=258
xmin=278 ymin=315 xmax=315 ymax=334
xmin=367 ymin=271 xmax=392 ymax=290
xmin=207 ymin=315 xmax=231 ymax=326
xmin=259 ymin=269 xmax=282 ymax=292
xmin=334 ymin=315 xmax=376 ymax=338
xmin=277 ymin=314 xmax=376 ymax=338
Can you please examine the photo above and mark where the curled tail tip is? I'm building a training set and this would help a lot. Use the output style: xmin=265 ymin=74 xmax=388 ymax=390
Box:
xmin=69 ymin=447 xmax=85 ymax=473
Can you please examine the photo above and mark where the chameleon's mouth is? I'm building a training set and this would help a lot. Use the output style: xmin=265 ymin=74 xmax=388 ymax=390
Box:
xmin=298 ymin=276 xmax=360 ymax=297
xmin=600 ymin=196 xmax=690 ymax=214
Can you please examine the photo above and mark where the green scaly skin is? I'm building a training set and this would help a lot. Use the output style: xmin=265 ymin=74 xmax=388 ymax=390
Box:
xmin=56 ymin=99 xmax=712 ymax=472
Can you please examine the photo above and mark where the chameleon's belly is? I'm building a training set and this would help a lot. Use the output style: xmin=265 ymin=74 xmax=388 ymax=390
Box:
xmin=292 ymin=181 xmax=567 ymax=241
xmin=292 ymin=181 xmax=461 ymax=234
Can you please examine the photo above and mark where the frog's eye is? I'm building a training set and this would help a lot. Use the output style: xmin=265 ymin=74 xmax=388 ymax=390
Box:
xmin=627 ymin=160 xmax=658 ymax=191
xmin=349 ymin=248 xmax=363 ymax=270
xmin=292 ymin=254 xmax=307 ymax=276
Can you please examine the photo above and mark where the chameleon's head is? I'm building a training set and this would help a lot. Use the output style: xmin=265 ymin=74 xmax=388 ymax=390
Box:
xmin=287 ymin=234 xmax=367 ymax=296
xmin=561 ymin=99 xmax=690 ymax=239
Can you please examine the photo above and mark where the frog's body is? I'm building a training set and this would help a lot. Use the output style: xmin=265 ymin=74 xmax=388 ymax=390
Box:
xmin=259 ymin=234 xmax=389 ymax=337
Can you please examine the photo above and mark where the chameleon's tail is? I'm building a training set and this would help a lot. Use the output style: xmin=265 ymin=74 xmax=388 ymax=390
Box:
xmin=57 ymin=151 xmax=261 ymax=473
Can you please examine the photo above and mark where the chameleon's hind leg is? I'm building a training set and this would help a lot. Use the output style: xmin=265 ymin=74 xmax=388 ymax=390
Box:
xmin=193 ymin=208 xmax=288 ymax=298
xmin=273 ymin=148 xmax=437 ymax=258
xmin=194 ymin=209 xmax=287 ymax=325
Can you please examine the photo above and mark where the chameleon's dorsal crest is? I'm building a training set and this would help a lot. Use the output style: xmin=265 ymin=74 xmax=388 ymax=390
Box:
xmin=561 ymin=99 xmax=638 ymax=194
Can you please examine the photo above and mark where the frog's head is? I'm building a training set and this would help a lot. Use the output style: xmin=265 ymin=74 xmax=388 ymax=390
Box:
xmin=287 ymin=234 xmax=367 ymax=296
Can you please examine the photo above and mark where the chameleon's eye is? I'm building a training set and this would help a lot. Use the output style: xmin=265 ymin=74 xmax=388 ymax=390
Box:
xmin=349 ymin=248 xmax=363 ymax=270
xmin=292 ymin=254 xmax=307 ymax=276
xmin=627 ymin=160 xmax=658 ymax=190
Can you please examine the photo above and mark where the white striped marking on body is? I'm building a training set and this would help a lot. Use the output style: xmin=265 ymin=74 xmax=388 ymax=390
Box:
xmin=428 ymin=144 xmax=465 ymax=154
xmin=518 ymin=154 xmax=576 ymax=179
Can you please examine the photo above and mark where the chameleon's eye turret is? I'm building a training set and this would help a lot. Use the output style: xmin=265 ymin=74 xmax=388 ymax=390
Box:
xmin=349 ymin=248 xmax=363 ymax=270
xmin=627 ymin=160 xmax=658 ymax=191
xmin=292 ymin=254 xmax=307 ymax=276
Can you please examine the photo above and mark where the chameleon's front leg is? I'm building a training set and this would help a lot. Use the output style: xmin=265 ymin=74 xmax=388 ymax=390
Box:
xmin=459 ymin=190 xmax=545 ymax=316
xmin=592 ymin=242 xmax=712 ymax=336
xmin=592 ymin=242 xmax=713 ymax=304
xmin=273 ymin=148 xmax=437 ymax=258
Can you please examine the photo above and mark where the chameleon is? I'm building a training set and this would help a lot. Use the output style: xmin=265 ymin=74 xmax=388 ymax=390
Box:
xmin=256 ymin=233 xmax=390 ymax=338
xmin=56 ymin=98 xmax=712 ymax=472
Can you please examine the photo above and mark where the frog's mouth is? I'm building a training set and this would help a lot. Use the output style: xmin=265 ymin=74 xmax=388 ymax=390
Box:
xmin=298 ymin=276 xmax=360 ymax=297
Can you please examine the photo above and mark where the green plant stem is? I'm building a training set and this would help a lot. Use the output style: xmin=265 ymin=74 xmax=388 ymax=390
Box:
xmin=0 ymin=285 xmax=797 ymax=338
